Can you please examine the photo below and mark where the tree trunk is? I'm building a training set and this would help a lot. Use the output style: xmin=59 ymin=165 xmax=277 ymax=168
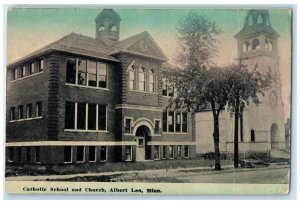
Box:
xmin=234 ymin=98 xmax=240 ymax=168
xmin=213 ymin=113 xmax=221 ymax=170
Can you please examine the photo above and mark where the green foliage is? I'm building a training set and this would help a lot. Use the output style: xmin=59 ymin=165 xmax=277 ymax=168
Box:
xmin=176 ymin=12 xmax=222 ymax=69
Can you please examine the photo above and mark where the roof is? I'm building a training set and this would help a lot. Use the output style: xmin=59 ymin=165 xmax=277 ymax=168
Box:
xmin=111 ymin=31 xmax=168 ymax=61
xmin=8 ymin=31 xmax=168 ymax=68
xmin=234 ymin=10 xmax=279 ymax=39
xmin=7 ymin=32 xmax=119 ymax=67
xmin=95 ymin=9 xmax=121 ymax=22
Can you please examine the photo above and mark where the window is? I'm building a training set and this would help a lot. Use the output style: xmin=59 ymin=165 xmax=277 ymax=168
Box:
xmin=77 ymin=103 xmax=86 ymax=130
xmin=78 ymin=59 xmax=87 ymax=85
xmin=100 ymin=146 xmax=107 ymax=162
xmin=154 ymin=146 xmax=160 ymax=160
xmin=162 ymin=78 xmax=168 ymax=96
xmin=38 ymin=59 xmax=44 ymax=72
xmin=169 ymin=146 xmax=174 ymax=159
xmin=13 ymin=68 xmax=18 ymax=80
xmin=36 ymin=102 xmax=42 ymax=117
xmin=17 ymin=147 xmax=22 ymax=163
xmin=184 ymin=146 xmax=189 ymax=158
xmin=25 ymin=147 xmax=31 ymax=163
xmin=76 ymin=146 xmax=85 ymax=163
xmin=65 ymin=101 xmax=75 ymax=129
xmin=98 ymin=104 xmax=107 ymax=131
xmin=149 ymin=69 xmax=155 ymax=92
xmin=20 ymin=66 xmax=25 ymax=78
xmin=168 ymin=111 xmax=174 ymax=132
xmin=30 ymin=62 xmax=35 ymax=75
xmin=138 ymin=67 xmax=145 ymax=91
xmin=88 ymin=103 xmax=97 ymax=130
xmin=257 ymin=14 xmax=263 ymax=24
xmin=175 ymin=112 xmax=181 ymax=132
xmin=66 ymin=58 xmax=76 ymax=84
xmin=125 ymin=146 xmax=132 ymax=161
xmin=65 ymin=102 xmax=107 ymax=131
xmin=8 ymin=147 xmax=14 ymax=162
xmin=66 ymin=59 xmax=108 ymax=89
xmin=177 ymin=146 xmax=182 ymax=158
xmin=26 ymin=104 xmax=33 ymax=118
xmin=124 ymin=118 xmax=132 ymax=134
xmin=248 ymin=15 xmax=253 ymax=25
xmin=89 ymin=146 xmax=96 ymax=162
xmin=162 ymin=78 xmax=174 ymax=96
xmin=129 ymin=66 xmax=135 ymax=90
xmin=163 ymin=112 xmax=167 ymax=132
xmin=164 ymin=111 xmax=188 ymax=133
xmin=251 ymin=129 xmax=255 ymax=142
xmin=35 ymin=146 xmax=41 ymax=163
xmin=243 ymin=41 xmax=250 ymax=52
xmin=252 ymin=39 xmax=260 ymax=50
xmin=162 ymin=146 xmax=167 ymax=159
xmin=154 ymin=120 xmax=160 ymax=134
xmin=18 ymin=105 xmax=23 ymax=119
xmin=98 ymin=62 xmax=107 ymax=88
xmin=168 ymin=82 xmax=174 ymax=97
xmin=64 ymin=146 xmax=72 ymax=163
xmin=182 ymin=112 xmax=188 ymax=133
xmin=10 ymin=107 xmax=15 ymax=121
xmin=87 ymin=61 xmax=97 ymax=87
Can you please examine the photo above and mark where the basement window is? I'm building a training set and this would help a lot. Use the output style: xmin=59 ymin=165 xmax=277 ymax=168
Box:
xmin=125 ymin=146 xmax=132 ymax=161
xmin=76 ymin=146 xmax=85 ymax=163
xmin=88 ymin=146 xmax=96 ymax=162
xmin=64 ymin=146 xmax=72 ymax=163
xmin=184 ymin=146 xmax=189 ymax=158
xmin=100 ymin=146 xmax=107 ymax=162
xmin=169 ymin=146 xmax=174 ymax=159
xmin=35 ymin=146 xmax=41 ymax=163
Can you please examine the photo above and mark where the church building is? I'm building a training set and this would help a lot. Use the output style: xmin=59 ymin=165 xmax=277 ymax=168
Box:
xmin=196 ymin=10 xmax=286 ymax=157
xmin=6 ymin=9 xmax=196 ymax=165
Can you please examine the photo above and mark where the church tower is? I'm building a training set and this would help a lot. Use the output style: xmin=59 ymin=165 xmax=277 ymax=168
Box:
xmin=235 ymin=10 xmax=285 ymax=151
xmin=95 ymin=9 xmax=121 ymax=45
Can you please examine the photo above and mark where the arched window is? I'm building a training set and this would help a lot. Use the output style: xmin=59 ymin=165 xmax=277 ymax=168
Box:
xmin=139 ymin=67 xmax=145 ymax=91
xmin=251 ymin=129 xmax=255 ymax=142
xmin=252 ymin=38 xmax=260 ymax=50
xmin=243 ymin=41 xmax=250 ymax=52
xmin=265 ymin=39 xmax=269 ymax=50
xmin=269 ymin=41 xmax=273 ymax=51
xmin=111 ymin=25 xmax=117 ymax=32
xmin=248 ymin=15 xmax=253 ymax=26
xmin=149 ymin=69 xmax=155 ymax=92
xmin=129 ymin=66 xmax=135 ymax=90
xmin=257 ymin=14 xmax=263 ymax=24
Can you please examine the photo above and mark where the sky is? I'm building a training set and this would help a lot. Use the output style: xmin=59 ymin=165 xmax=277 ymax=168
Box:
xmin=6 ymin=7 xmax=292 ymax=119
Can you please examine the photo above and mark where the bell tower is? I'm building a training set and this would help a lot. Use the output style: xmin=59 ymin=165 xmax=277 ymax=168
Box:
xmin=235 ymin=9 xmax=285 ymax=151
xmin=95 ymin=9 xmax=121 ymax=46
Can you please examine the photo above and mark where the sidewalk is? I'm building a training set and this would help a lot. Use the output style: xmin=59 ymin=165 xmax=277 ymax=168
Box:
xmin=5 ymin=162 xmax=289 ymax=182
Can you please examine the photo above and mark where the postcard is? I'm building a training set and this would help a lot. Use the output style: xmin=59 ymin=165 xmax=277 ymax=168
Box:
xmin=5 ymin=7 xmax=291 ymax=195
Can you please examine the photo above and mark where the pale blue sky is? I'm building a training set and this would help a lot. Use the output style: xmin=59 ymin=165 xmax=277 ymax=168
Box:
xmin=6 ymin=7 xmax=292 ymax=118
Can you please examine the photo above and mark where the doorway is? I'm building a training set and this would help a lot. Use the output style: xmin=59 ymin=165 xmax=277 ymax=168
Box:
xmin=135 ymin=125 xmax=151 ymax=161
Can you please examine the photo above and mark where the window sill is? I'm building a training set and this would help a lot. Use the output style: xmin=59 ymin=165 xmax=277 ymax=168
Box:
xmin=124 ymin=133 xmax=134 ymax=136
xmin=65 ymin=83 xmax=109 ymax=90
xmin=129 ymin=90 xmax=158 ymax=94
xmin=76 ymin=161 xmax=85 ymax=163
xmin=11 ymin=71 xmax=44 ymax=82
xmin=64 ymin=162 xmax=72 ymax=164
xmin=89 ymin=161 xmax=96 ymax=163
xmin=162 ymin=132 xmax=189 ymax=135
xmin=9 ymin=116 xmax=43 ymax=122
xmin=64 ymin=129 xmax=108 ymax=133
xmin=152 ymin=134 xmax=161 ymax=137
